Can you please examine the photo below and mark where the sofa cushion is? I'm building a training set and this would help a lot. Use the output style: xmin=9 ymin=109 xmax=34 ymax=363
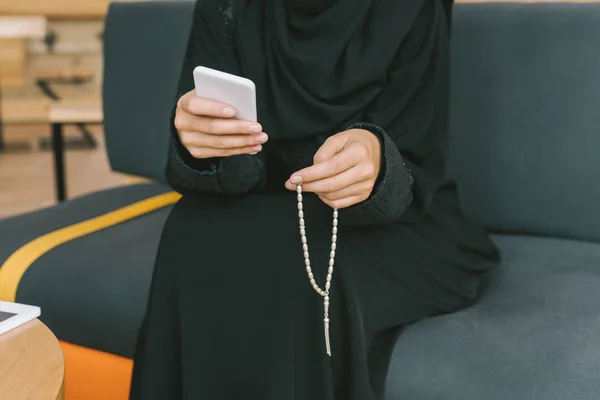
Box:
xmin=104 ymin=1 xmax=194 ymax=183
xmin=386 ymin=234 xmax=600 ymax=400
xmin=0 ymin=183 xmax=177 ymax=358
xmin=448 ymin=3 xmax=600 ymax=242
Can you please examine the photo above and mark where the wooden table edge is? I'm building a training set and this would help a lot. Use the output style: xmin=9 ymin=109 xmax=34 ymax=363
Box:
xmin=0 ymin=318 xmax=65 ymax=400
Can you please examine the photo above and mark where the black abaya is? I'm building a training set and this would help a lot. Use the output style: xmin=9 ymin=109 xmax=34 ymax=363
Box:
xmin=130 ymin=0 xmax=500 ymax=399
xmin=131 ymin=188 xmax=497 ymax=400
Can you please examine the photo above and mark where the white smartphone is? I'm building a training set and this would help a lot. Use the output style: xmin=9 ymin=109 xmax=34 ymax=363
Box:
xmin=193 ymin=66 xmax=257 ymax=123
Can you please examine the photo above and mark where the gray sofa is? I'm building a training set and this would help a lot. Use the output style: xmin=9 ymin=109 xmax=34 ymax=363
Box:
xmin=1 ymin=2 xmax=600 ymax=399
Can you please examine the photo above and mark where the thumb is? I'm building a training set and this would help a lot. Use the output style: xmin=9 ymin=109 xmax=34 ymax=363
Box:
xmin=313 ymin=134 xmax=348 ymax=164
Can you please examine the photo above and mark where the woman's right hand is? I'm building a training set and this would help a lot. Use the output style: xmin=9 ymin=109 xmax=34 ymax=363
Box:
xmin=174 ymin=89 xmax=268 ymax=159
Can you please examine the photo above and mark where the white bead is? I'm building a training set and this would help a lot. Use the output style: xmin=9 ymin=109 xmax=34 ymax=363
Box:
xmin=301 ymin=236 xmax=307 ymax=244
xmin=310 ymin=279 xmax=316 ymax=285
xmin=333 ymin=219 xmax=338 ymax=227
xmin=299 ymin=218 xmax=305 ymax=227
xmin=327 ymin=275 xmax=332 ymax=282
xmin=330 ymin=251 xmax=335 ymax=258
xmin=333 ymin=210 xmax=338 ymax=218
xmin=306 ymin=266 xmax=312 ymax=273
xmin=297 ymin=185 xmax=302 ymax=194
xmin=331 ymin=243 xmax=336 ymax=250
xmin=299 ymin=211 xmax=304 ymax=218
xmin=313 ymin=284 xmax=319 ymax=291
xmin=298 ymin=203 xmax=303 ymax=211
xmin=305 ymin=259 xmax=310 ymax=266
xmin=300 ymin=228 xmax=305 ymax=236
xmin=308 ymin=273 xmax=314 ymax=280
xmin=304 ymin=252 xmax=309 ymax=259
xmin=326 ymin=282 xmax=331 ymax=290
xmin=328 ymin=267 xmax=334 ymax=274
xmin=329 ymin=259 xmax=334 ymax=267
xmin=303 ymin=244 xmax=308 ymax=252
xmin=332 ymin=227 xmax=338 ymax=234
xmin=332 ymin=235 xmax=337 ymax=243
xmin=297 ymin=194 xmax=303 ymax=202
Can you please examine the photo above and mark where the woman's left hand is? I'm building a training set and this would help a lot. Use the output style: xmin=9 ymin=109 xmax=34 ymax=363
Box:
xmin=285 ymin=129 xmax=382 ymax=209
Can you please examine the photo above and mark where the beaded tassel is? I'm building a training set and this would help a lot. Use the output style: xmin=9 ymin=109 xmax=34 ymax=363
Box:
xmin=324 ymin=295 xmax=331 ymax=356
xmin=297 ymin=184 xmax=338 ymax=357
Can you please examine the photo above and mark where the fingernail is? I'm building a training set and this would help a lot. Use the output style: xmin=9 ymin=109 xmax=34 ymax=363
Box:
xmin=255 ymin=133 xmax=268 ymax=143
xmin=290 ymin=175 xmax=302 ymax=184
xmin=285 ymin=181 xmax=294 ymax=190
xmin=248 ymin=124 xmax=262 ymax=133
xmin=222 ymin=107 xmax=236 ymax=117
xmin=251 ymin=145 xmax=262 ymax=153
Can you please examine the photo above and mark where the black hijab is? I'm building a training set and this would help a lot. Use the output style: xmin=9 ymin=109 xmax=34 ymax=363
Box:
xmin=182 ymin=0 xmax=453 ymax=217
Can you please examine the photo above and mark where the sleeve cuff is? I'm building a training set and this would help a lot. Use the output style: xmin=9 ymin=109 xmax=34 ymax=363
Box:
xmin=167 ymin=134 xmax=224 ymax=194
xmin=165 ymin=100 xmax=266 ymax=195
xmin=339 ymin=122 xmax=414 ymax=227
xmin=165 ymin=102 xmax=224 ymax=193
xmin=169 ymin=102 xmax=222 ymax=176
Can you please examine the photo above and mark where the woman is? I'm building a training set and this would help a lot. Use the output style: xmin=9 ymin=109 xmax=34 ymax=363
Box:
xmin=130 ymin=0 xmax=499 ymax=399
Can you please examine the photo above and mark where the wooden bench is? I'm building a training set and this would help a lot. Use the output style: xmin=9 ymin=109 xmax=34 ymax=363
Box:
xmin=35 ymin=67 xmax=99 ymax=151
xmin=34 ymin=68 xmax=96 ymax=84
xmin=49 ymin=101 xmax=103 ymax=201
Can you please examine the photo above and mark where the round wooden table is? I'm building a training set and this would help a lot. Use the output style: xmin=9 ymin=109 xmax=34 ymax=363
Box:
xmin=0 ymin=319 xmax=65 ymax=400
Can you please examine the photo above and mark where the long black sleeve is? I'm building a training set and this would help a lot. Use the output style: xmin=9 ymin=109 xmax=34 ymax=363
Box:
xmin=164 ymin=13 xmax=265 ymax=196
xmin=166 ymin=98 xmax=265 ymax=196
xmin=339 ymin=123 xmax=414 ymax=227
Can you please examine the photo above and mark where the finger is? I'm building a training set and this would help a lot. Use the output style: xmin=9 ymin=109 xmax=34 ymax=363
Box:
xmin=313 ymin=134 xmax=348 ymax=164
xmin=319 ymin=194 xmax=369 ymax=210
xmin=174 ymin=113 xmax=263 ymax=135
xmin=178 ymin=91 xmax=237 ymax=118
xmin=293 ymin=166 xmax=363 ymax=194
xmin=180 ymin=131 xmax=268 ymax=149
xmin=317 ymin=179 xmax=373 ymax=201
xmin=188 ymin=144 xmax=263 ymax=159
xmin=290 ymin=149 xmax=358 ymax=185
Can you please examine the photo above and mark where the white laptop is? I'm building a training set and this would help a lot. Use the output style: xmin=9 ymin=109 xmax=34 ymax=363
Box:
xmin=0 ymin=300 xmax=41 ymax=336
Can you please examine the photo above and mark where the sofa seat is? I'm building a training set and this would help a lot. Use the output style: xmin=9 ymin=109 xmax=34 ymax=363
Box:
xmin=386 ymin=235 xmax=600 ymax=400
xmin=4 ymin=192 xmax=600 ymax=400
xmin=0 ymin=183 xmax=179 ymax=399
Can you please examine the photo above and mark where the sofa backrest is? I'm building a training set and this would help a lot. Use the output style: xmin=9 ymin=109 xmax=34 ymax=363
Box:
xmin=448 ymin=3 xmax=600 ymax=242
xmin=103 ymin=2 xmax=600 ymax=242
xmin=103 ymin=1 xmax=194 ymax=183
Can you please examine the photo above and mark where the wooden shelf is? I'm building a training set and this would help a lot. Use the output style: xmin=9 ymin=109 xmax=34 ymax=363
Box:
xmin=0 ymin=16 xmax=47 ymax=38
xmin=1 ymin=86 xmax=101 ymax=123
xmin=0 ymin=0 xmax=140 ymax=19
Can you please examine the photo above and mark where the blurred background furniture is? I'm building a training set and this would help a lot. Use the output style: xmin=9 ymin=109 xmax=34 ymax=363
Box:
xmin=48 ymin=101 xmax=103 ymax=201
xmin=1 ymin=1 xmax=600 ymax=400
xmin=0 ymin=16 xmax=47 ymax=152
xmin=37 ymin=68 xmax=99 ymax=151
xmin=0 ymin=3 xmax=107 ymax=156
xmin=0 ymin=319 xmax=65 ymax=400
xmin=0 ymin=0 xmax=140 ymax=19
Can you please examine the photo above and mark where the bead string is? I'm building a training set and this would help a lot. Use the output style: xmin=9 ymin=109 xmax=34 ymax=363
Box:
xmin=297 ymin=184 xmax=338 ymax=357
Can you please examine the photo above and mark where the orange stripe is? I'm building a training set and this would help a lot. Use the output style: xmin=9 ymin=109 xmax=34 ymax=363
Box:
xmin=60 ymin=341 xmax=133 ymax=400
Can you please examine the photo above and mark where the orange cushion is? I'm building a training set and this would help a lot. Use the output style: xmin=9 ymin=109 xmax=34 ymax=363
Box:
xmin=60 ymin=341 xmax=133 ymax=400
